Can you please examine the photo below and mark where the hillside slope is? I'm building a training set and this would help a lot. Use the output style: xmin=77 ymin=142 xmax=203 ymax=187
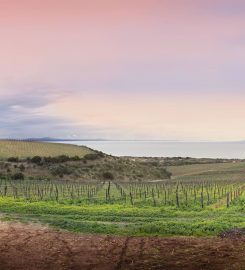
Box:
xmin=0 ymin=140 xmax=93 ymax=159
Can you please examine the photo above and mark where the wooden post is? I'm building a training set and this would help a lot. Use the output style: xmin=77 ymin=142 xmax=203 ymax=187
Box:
xmin=226 ymin=193 xmax=230 ymax=208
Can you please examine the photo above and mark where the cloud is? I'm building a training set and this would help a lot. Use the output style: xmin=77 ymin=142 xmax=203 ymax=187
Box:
xmin=0 ymin=1 xmax=245 ymax=140
xmin=0 ymin=84 xmax=102 ymax=138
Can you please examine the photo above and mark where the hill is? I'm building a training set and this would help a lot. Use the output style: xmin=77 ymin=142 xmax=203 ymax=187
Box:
xmin=0 ymin=140 xmax=171 ymax=181
xmin=0 ymin=140 xmax=93 ymax=159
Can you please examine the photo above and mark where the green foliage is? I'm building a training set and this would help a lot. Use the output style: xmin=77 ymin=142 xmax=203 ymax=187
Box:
xmin=11 ymin=172 xmax=25 ymax=180
xmin=84 ymin=153 xmax=102 ymax=161
xmin=7 ymin=157 xmax=19 ymax=162
xmin=19 ymin=164 xmax=25 ymax=171
xmin=31 ymin=156 xmax=42 ymax=164
xmin=50 ymin=165 xmax=73 ymax=177
xmin=0 ymin=196 xmax=245 ymax=236
xmin=102 ymin=172 xmax=114 ymax=180
xmin=0 ymin=179 xmax=244 ymax=236
xmin=43 ymin=155 xmax=74 ymax=163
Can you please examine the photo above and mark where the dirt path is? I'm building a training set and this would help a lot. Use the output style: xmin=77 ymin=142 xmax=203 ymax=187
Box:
xmin=0 ymin=221 xmax=245 ymax=270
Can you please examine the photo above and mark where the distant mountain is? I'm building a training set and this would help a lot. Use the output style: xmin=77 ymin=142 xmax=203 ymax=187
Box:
xmin=23 ymin=137 xmax=106 ymax=142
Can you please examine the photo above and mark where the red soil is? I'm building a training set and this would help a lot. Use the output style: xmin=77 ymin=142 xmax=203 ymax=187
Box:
xmin=0 ymin=222 xmax=245 ymax=270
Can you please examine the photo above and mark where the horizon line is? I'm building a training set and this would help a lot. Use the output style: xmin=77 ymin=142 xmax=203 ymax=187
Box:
xmin=0 ymin=137 xmax=245 ymax=143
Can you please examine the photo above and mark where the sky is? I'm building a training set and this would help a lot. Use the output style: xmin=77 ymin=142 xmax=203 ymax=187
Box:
xmin=0 ymin=0 xmax=245 ymax=140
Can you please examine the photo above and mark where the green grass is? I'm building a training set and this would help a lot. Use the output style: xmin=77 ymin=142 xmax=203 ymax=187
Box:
xmin=0 ymin=179 xmax=241 ymax=208
xmin=0 ymin=150 xmax=245 ymax=236
xmin=0 ymin=140 xmax=93 ymax=159
xmin=168 ymin=161 xmax=245 ymax=181
xmin=1 ymin=196 xmax=245 ymax=236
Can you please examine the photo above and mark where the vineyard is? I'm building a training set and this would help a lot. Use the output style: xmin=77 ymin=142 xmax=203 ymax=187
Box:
xmin=0 ymin=178 xmax=245 ymax=236
xmin=0 ymin=179 xmax=244 ymax=209
xmin=1 ymin=151 xmax=245 ymax=236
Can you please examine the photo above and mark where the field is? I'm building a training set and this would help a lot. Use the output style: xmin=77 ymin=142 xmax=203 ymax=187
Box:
xmin=1 ymin=141 xmax=245 ymax=268
xmin=0 ymin=140 xmax=93 ymax=159
xmin=0 ymin=178 xmax=245 ymax=236
xmin=0 ymin=141 xmax=245 ymax=235
xmin=167 ymin=161 xmax=245 ymax=181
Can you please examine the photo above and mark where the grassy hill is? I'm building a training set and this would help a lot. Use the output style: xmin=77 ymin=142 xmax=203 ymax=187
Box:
xmin=0 ymin=140 xmax=93 ymax=159
xmin=0 ymin=140 xmax=171 ymax=181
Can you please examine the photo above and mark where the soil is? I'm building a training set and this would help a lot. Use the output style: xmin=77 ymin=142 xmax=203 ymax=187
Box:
xmin=0 ymin=221 xmax=245 ymax=270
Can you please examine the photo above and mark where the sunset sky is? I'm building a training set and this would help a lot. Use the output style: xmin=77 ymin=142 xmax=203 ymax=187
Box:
xmin=1 ymin=0 xmax=245 ymax=140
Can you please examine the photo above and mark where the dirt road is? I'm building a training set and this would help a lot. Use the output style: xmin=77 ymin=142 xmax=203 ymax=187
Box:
xmin=0 ymin=221 xmax=245 ymax=270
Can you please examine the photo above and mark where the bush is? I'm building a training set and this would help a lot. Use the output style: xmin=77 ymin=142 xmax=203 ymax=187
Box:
xmin=43 ymin=155 xmax=81 ymax=164
xmin=71 ymin=156 xmax=81 ymax=161
xmin=102 ymin=172 xmax=114 ymax=180
xmin=31 ymin=156 xmax=42 ymax=164
xmin=7 ymin=157 xmax=19 ymax=162
xmin=84 ymin=153 xmax=102 ymax=161
xmin=56 ymin=155 xmax=70 ymax=163
xmin=11 ymin=172 xmax=24 ymax=180
xmin=50 ymin=165 xmax=73 ymax=178
xmin=19 ymin=164 xmax=25 ymax=171
xmin=163 ymin=169 xmax=172 ymax=179
xmin=0 ymin=173 xmax=6 ymax=179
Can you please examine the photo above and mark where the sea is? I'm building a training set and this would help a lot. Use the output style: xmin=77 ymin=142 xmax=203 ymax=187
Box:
xmin=54 ymin=141 xmax=245 ymax=159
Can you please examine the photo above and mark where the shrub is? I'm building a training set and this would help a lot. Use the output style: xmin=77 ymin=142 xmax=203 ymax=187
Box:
xmin=102 ymin=172 xmax=114 ymax=180
xmin=19 ymin=164 xmax=25 ymax=171
xmin=84 ymin=153 xmax=101 ymax=161
xmin=11 ymin=172 xmax=24 ymax=180
xmin=43 ymin=155 xmax=81 ymax=164
xmin=0 ymin=173 xmax=6 ymax=179
xmin=50 ymin=165 xmax=73 ymax=177
xmin=56 ymin=155 xmax=70 ymax=163
xmin=163 ymin=169 xmax=172 ymax=179
xmin=31 ymin=156 xmax=42 ymax=164
xmin=7 ymin=157 xmax=19 ymax=162
xmin=71 ymin=156 xmax=81 ymax=161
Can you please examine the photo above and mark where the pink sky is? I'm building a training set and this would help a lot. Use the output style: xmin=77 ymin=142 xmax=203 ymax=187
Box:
xmin=0 ymin=0 xmax=245 ymax=139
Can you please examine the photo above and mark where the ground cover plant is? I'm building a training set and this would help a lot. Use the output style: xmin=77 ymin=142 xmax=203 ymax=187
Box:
xmin=0 ymin=179 xmax=245 ymax=236
xmin=1 ymin=141 xmax=245 ymax=237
